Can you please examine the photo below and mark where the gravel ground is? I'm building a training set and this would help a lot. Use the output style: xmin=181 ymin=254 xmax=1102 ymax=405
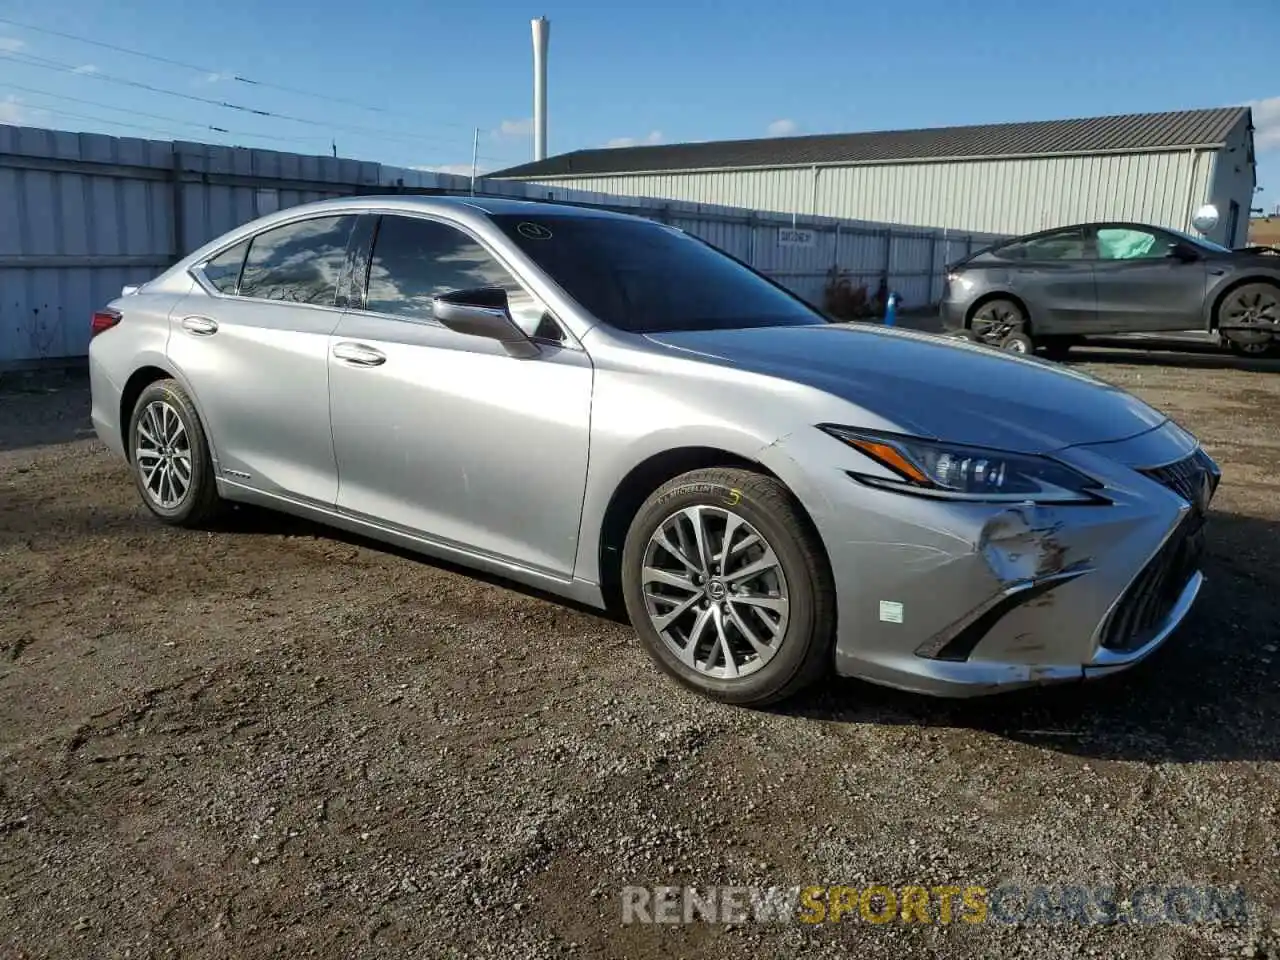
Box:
xmin=2 ymin=344 xmax=1279 ymax=959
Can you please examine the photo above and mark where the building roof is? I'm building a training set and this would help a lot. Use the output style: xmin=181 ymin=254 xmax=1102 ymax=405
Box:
xmin=492 ymin=106 xmax=1251 ymax=179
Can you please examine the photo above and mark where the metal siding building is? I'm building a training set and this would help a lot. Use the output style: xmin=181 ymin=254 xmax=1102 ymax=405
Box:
xmin=0 ymin=122 xmax=1003 ymax=365
xmin=493 ymin=108 xmax=1257 ymax=247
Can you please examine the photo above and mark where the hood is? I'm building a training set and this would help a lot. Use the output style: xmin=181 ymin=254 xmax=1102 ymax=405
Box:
xmin=645 ymin=324 xmax=1168 ymax=454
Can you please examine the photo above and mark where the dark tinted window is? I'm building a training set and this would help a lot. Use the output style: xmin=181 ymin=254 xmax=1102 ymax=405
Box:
xmin=202 ymin=239 xmax=249 ymax=294
xmin=491 ymin=215 xmax=822 ymax=334
xmin=994 ymin=229 xmax=1089 ymax=262
xmin=238 ymin=215 xmax=355 ymax=305
xmin=364 ymin=215 xmax=550 ymax=336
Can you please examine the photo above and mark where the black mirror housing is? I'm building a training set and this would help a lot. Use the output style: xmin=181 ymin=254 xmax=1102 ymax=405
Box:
xmin=432 ymin=287 xmax=540 ymax=359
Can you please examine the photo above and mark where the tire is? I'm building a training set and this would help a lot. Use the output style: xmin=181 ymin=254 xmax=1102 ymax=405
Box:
xmin=1225 ymin=337 xmax=1277 ymax=358
xmin=620 ymin=467 xmax=836 ymax=707
xmin=1000 ymin=331 xmax=1035 ymax=354
xmin=968 ymin=297 xmax=1026 ymax=346
xmin=127 ymin=378 xmax=222 ymax=527
xmin=1217 ymin=282 xmax=1280 ymax=357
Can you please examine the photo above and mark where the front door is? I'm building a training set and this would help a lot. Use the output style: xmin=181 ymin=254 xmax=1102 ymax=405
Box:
xmin=1089 ymin=225 xmax=1209 ymax=333
xmin=327 ymin=213 xmax=593 ymax=577
xmin=168 ymin=214 xmax=357 ymax=504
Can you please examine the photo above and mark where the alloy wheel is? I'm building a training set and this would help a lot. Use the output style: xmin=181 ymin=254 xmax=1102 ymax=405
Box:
xmin=640 ymin=505 xmax=790 ymax=679
xmin=970 ymin=304 xmax=1021 ymax=344
xmin=135 ymin=400 xmax=192 ymax=509
xmin=1223 ymin=288 xmax=1279 ymax=328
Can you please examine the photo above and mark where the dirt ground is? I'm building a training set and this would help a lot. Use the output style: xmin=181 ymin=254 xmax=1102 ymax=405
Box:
xmin=2 ymin=341 xmax=1279 ymax=959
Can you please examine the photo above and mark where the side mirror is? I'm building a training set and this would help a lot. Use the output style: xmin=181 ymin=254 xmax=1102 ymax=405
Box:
xmin=1170 ymin=242 xmax=1202 ymax=263
xmin=432 ymin=287 xmax=539 ymax=359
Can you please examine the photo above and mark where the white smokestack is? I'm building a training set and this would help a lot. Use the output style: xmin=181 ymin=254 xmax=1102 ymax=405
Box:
xmin=531 ymin=17 xmax=550 ymax=161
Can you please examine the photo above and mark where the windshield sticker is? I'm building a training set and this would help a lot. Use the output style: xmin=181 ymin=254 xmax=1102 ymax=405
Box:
xmin=517 ymin=222 xmax=553 ymax=240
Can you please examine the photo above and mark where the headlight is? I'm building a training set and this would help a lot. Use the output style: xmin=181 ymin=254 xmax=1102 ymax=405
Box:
xmin=820 ymin=426 xmax=1107 ymax=504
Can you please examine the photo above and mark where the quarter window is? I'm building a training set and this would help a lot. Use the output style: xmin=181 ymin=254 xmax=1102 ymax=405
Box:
xmin=1096 ymin=227 xmax=1176 ymax=260
xmin=238 ymin=215 xmax=356 ymax=305
xmin=202 ymin=239 xmax=249 ymax=294
xmin=363 ymin=215 xmax=551 ymax=337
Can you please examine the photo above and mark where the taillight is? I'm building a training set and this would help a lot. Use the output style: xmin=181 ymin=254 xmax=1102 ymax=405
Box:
xmin=91 ymin=308 xmax=122 ymax=337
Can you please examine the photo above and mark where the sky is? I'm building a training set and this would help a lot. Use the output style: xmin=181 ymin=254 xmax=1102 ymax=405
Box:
xmin=1 ymin=0 xmax=1278 ymax=213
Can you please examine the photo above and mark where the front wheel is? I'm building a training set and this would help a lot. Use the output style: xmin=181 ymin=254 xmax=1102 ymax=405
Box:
xmin=128 ymin=379 xmax=222 ymax=527
xmin=620 ymin=468 xmax=836 ymax=707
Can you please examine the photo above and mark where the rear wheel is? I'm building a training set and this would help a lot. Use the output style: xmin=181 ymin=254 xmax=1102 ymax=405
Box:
xmin=620 ymin=468 xmax=835 ymax=707
xmin=128 ymin=379 xmax=222 ymax=527
xmin=969 ymin=298 xmax=1027 ymax=347
xmin=1000 ymin=331 xmax=1035 ymax=354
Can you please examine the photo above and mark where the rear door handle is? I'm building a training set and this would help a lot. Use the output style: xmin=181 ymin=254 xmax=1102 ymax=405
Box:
xmin=332 ymin=341 xmax=386 ymax=366
xmin=181 ymin=316 xmax=218 ymax=336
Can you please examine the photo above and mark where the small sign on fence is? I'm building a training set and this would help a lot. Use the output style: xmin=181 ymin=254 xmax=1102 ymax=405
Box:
xmin=778 ymin=227 xmax=816 ymax=248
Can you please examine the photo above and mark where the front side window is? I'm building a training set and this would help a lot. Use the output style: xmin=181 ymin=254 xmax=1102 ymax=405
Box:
xmin=202 ymin=238 xmax=249 ymax=294
xmin=238 ymin=215 xmax=356 ymax=305
xmin=995 ymin=229 xmax=1089 ymax=262
xmin=1096 ymin=227 xmax=1176 ymax=261
xmin=363 ymin=215 xmax=549 ymax=336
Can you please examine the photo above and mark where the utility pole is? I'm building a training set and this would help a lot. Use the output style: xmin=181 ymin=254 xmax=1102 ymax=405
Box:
xmin=470 ymin=127 xmax=479 ymax=196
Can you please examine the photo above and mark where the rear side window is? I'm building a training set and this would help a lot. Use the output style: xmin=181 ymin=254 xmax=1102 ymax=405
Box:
xmin=202 ymin=239 xmax=249 ymax=294
xmin=238 ymin=215 xmax=356 ymax=305
xmin=363 ymin=215 xmax=547 ymax=335
xmin=994 ymin=229 xmax=1089 ymax=262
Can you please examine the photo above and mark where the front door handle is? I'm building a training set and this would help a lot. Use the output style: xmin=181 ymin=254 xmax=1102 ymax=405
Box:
xmin=181 ymin=316 xmax=218 ymax=336
xmin=332 ymin=341 xmax=386 ymax=366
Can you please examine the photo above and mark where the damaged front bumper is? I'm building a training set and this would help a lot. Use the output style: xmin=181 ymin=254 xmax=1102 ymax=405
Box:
xmin=789 ymin=422 xmax=1218 ymax=697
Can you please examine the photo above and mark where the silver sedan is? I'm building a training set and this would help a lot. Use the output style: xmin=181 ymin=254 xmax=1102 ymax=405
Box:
xmin=88 ymin=196 xmax=1220 ymax=705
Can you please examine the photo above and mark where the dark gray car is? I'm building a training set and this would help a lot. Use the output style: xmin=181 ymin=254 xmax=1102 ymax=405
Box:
xmin=940 ymin=221 xmax=1280 ymax=358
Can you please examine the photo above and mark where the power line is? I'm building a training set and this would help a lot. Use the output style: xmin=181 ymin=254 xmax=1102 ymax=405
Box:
xmin=2 ymin=82 xmax=327 ymax=148
xmin=0 ymin=14 xmax=515 ymax=135
xmin=0 ymin=51 xmax=526 ymax=163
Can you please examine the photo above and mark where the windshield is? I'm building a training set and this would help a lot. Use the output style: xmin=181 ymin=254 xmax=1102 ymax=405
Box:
xmin=490 ymin=213 xmax=825 ymax=334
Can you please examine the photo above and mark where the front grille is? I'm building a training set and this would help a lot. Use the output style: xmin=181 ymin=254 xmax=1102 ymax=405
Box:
xmin=1100 ymin=447 xmax=1216 ymax=653
xmin=1100 ymin=515 xmax=1205 ymax=652
xmin=1140 ymin=448 xmax=1220 ymax=507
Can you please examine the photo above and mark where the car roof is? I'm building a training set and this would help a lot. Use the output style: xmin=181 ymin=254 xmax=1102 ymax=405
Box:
xmin=253 ymin=193 xmax=640 ymax=222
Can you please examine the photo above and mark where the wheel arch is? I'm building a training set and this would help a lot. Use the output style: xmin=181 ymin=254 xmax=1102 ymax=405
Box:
xmin=118 ymin=362 xmax=214 ymax=464
xmin=966 ymin=292 xmax=1032 ymax=332
xmin=595 ymin=446 xmax=826 ymax=616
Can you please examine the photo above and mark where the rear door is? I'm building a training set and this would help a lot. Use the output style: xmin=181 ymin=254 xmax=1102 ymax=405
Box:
xmin=1088 ymin=224 xmax=1209 ymax=333
xmin=994 ymin=227 xmax=1097 ymax=334
xmin=167 ymin=214 xmax=357 ymax=504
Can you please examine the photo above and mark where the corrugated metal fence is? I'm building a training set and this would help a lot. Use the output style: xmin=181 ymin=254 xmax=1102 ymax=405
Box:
xmin=0 ymin=123 xmax=1003 ymax=365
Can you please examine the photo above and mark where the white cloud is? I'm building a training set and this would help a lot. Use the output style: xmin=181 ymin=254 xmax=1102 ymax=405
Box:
xmin=766 ymin=118 xmax=799 ymax=137
xmin=604 ymin=130 xmax=663 ymax=148
xmin=411 ymin=163 xmax=491 ymax=177
xmin=72 ymin=63 xmax=98 ymax=75
xmin=202 ymin=71 xmax=235 ymax=84
xmin=1249 ymin=96 xmax=1280 ymax=150
xmin=0 ymin=96 xmax=25 ymax=124
xmin=0 ymin=36 xmax=25 ymax=53
xmin=494 ymin=118 xmax=534 ymax=138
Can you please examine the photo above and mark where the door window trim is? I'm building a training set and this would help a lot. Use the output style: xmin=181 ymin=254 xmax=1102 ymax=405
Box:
xmin=346 ymin=209 xmax=580 ymax=350
xmin=188 ymin=212 xmax=361 ymax=317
